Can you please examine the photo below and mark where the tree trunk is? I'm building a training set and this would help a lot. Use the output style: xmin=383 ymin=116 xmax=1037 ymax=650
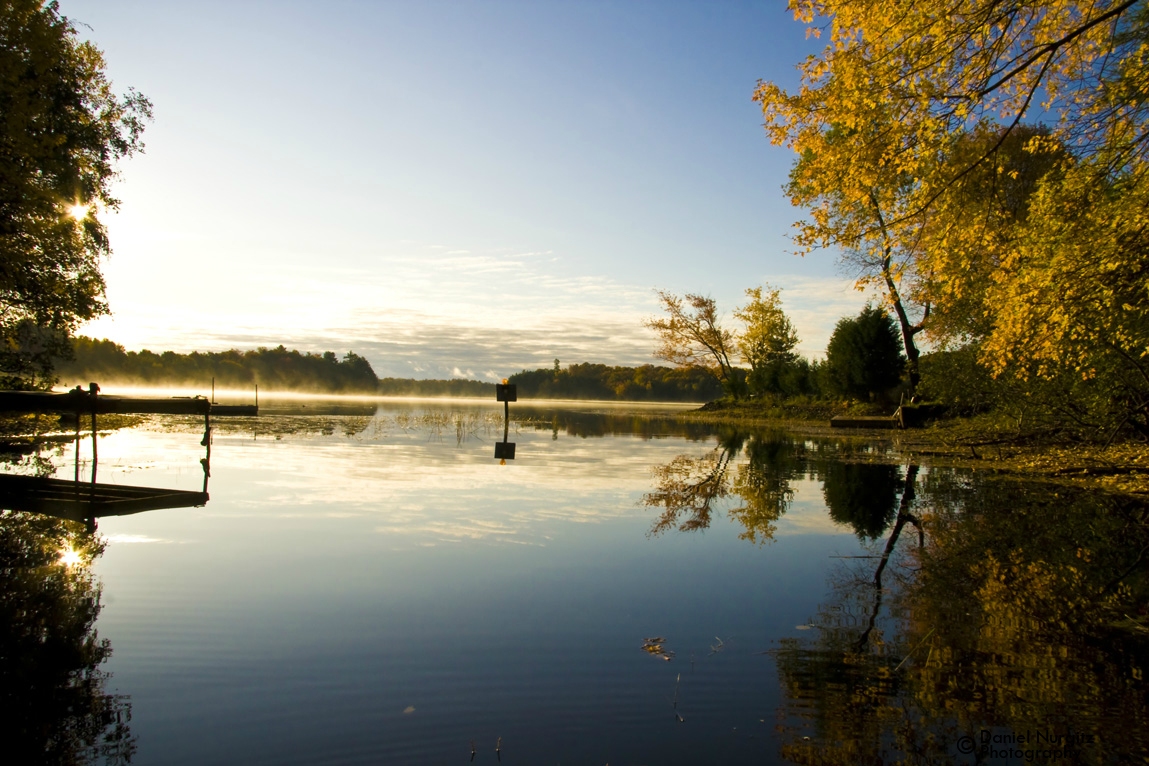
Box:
xmin=884 ymin=284 xmax=922 ymax=391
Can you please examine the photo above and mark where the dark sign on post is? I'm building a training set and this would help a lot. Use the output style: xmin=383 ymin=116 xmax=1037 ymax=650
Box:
xmin=495 ymin=381 xmax=516 ymax=460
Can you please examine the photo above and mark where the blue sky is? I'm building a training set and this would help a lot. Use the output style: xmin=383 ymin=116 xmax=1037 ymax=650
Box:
xmin=70 ymin=0 xmax=873 ymax=380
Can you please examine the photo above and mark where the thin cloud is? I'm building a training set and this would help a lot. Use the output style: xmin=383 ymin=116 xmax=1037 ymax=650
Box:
xmin=766 ymin=274 xmax=878 ymax=359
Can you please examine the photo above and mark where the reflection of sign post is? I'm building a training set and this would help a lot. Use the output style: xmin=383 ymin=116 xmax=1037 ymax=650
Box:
xmin=495 ymin=382 xmax=517 ymax=461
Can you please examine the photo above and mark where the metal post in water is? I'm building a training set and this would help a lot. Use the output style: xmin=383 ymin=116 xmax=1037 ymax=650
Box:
xmin=494 ymin=379 xmax=517 ymax=460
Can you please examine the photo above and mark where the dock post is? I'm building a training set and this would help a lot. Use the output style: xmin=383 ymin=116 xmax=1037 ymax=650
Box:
xmin=202 ymin=407 xmax=211 ymax=448
xmin=73 ymin=413 xmax=80 ymax=483
xmin=201 ymin=409 xmax=212 ymax=493
xmin=89 ymin=383 xmax=98 ymax=483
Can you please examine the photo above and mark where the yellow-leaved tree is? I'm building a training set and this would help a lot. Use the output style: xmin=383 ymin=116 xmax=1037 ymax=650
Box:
xmin=756 ymin=0 xmax=1149 ymax=435
xmin=734 ymin=285 xmax=800 ymax=397
xmin=644 ymin=290 xmax=743 ymax=398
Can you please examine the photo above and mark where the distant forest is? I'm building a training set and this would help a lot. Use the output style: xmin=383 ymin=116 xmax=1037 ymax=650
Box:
xmin=509 ymin=362 xmax=721 ymax=402
xmin=56 ymin=339 xmax=721 ymax=402
xmin=57 ymin=338 xmax=380 ymax=393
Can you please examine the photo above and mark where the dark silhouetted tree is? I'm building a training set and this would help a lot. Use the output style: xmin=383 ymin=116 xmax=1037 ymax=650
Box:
xmin=0 ymin=1 xmax=151 ymax=388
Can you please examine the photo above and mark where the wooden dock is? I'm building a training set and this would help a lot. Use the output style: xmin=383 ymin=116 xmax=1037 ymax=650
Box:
xmin=0 ymin=473 xmax=208 ymax=523
xmin=0 ymin=389 xmax=256 ymax=416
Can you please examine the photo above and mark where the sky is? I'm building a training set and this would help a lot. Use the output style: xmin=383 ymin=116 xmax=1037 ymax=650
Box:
xmin=68 ymin=0 xmax=875 ymax=380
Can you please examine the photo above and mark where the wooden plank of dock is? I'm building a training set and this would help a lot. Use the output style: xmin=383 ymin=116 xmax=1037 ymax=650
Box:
xmin=0 ymin=473 xmax=208 ymax=522
xmin=0 ymin=390 xmax=256 ymax=416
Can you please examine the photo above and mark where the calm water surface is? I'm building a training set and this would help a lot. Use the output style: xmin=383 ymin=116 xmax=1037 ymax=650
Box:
xmin=3 ymin=397 xmax=1147 ymax=765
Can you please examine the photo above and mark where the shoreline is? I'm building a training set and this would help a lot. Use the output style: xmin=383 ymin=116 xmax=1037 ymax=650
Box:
xmin=675 ymin=401 xmax=1149 ymax=497
xmin=4 ymin=394 xmax=1146 ymax=496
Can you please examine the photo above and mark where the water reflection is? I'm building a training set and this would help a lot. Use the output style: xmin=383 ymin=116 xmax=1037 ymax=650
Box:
xmin=198 ymin=404 xmax=713 ymax=444
xmin=3 ymin=400 xmax=1145 ymax=763
xmin=645 ymin=436 xmax=738 ymax=536
xmin=0 ymin=512 xmax=135 ymax=764
xmin=644 ymin=430 xmax=907 ymax=543
xmin=820 ymin=461 xmax=904 ymax=541
xmin=642 ymin=432 xmax=1149 ymax=762
xmin=775 ymin=469 xmax=1149 ymax=764
xmin=0 ymin=418 xmax=211 ymax=533
xmin=0 ymin=420 xmax=215 ymax=764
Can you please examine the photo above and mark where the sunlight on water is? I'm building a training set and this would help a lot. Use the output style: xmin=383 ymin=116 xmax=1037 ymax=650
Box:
xmin=57 ymin=543 xmax=85 ymax=567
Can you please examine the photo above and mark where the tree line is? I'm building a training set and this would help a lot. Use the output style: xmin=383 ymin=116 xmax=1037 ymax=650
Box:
xmin=390 ymin=362 xmax=724 ymax=402
xmin=508 ymin=361 xmax=723 ymax=402
xmin=56 ymin=337 xmax=728 ymax=401
xmin=56 ymin=337 xmax=381 ymax=393
xmin=645 ymin=287 xmax=909 ymax=404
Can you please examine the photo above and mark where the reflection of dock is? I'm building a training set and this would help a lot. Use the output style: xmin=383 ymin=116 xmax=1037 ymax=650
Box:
xmin=0 ymin=390 xmax=256 ymax=416
xmin=1 ymin=383 xmax=217 ymax=530
xmin=0 ymin=474 xmax=208 ymax=524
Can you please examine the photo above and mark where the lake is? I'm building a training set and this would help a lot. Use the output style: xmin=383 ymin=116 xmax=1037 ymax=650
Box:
xmin=2 ymin=397 xmax=1147 ymax=765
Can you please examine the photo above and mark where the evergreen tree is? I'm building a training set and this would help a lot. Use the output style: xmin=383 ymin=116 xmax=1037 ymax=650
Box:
xmin=825 ymin=305 xmax=905 ymax=400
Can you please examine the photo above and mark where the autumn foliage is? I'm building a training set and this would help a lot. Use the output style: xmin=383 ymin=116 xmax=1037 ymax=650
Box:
xmin=756 ymin=0 xmax=1149 ymax=437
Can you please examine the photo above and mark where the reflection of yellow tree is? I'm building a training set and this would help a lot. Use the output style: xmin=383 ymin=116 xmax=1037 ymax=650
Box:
xmin=729 ymin=435 xmax=806 ymax=544
xmin=0 ymin=512 xmax=135 ymax=764
xmin=904 ymin=475 xmax=1149 ymax=760
xmin=775 ymin=466 xmax=927 ymax=764
xmin=645 ymin=432 xmax=808 ymax=543
xmin=775 ymin=468 xmax=1149 ymax=764
xmin=774 ymin=574 xmax=911 ymax=764
xmin=775 ymin=640 xmax=908 ymax=766
xmin=644 ymin=447 xmax=734 ymax=535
